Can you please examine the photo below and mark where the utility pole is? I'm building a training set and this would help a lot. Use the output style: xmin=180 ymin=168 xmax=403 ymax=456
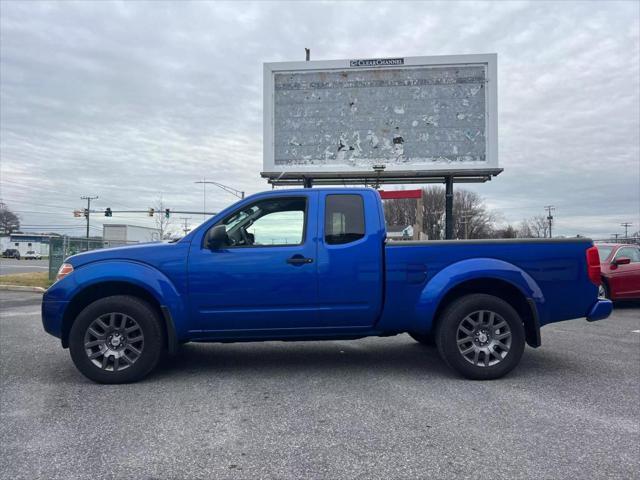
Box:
xmin=544 ymin=205 xmax=555 ymax=238
xmin=179 ymin=217 xmax=191 ymax=236
xmin=611 ymin=233 xmax=620 ymax=241
xmin=80 ymin=195 xmax=98 ymax=240
xmin=621 ymin=222 xmax=632 ymax=239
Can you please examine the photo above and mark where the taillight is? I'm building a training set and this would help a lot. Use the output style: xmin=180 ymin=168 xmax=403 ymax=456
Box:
xmin=586 ymin=246 xmax=601 ymax=285
xmin=56 ymin=263 xmax=74 ymax=281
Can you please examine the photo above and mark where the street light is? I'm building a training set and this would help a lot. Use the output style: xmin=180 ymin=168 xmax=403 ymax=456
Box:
xmin=194 ymin=179 xmax=245 ymax=221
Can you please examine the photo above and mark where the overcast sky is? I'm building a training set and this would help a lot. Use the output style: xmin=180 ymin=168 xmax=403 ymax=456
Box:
xmin=1 ymin=0 xmax=639 ymax=238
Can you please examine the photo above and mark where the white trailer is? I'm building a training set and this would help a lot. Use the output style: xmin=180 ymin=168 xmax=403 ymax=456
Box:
xmin=103 ymin=224 xmax=161 ymax=247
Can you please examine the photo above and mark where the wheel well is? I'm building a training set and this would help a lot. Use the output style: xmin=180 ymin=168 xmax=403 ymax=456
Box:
xmin=432 ymin=278 xmax=540 ymax=348
xmin=61 ymin=282 xmax=166 ymax=348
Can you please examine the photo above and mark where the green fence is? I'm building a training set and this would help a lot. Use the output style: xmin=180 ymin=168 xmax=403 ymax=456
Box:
xmin=48 ymin=237 xmax=106 ymax=281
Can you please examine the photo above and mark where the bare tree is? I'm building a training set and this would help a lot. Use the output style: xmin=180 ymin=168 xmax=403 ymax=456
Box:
xmin=154 ymin=196 xmax=173 ymax=240
xmin=422 ymin=186 xmax=446 ymax=240
xmin=453 ymin=189 xmax=495 ymax=239
xmin=519 ymin=215 xmax=549 ymax=238
xmin=493 ymin=224 xmax=518 ymax=239
xmin=382 ymin=186 xmax=495 ymax=239
xmin=0 ymin=203 xmax=20 ymax=234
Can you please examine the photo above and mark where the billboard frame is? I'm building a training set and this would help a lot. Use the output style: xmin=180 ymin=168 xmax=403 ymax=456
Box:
xmin=262 ymin=53 xmax=500 ymax=185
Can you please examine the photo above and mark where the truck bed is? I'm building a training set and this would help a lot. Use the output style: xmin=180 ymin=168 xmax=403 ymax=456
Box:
xmin=382 ymin=237 xmax=596 ymax=330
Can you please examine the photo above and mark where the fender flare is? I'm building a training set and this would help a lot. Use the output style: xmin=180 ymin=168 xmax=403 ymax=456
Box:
xmin=62 ymin=260 xmax=187 ymax=349
xmin=414 ymin=257 xmax=545 ymax=334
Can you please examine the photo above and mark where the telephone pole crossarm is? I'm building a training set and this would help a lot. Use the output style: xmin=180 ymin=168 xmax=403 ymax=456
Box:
xmin=620 ymin=222 xmax=632 ymax=239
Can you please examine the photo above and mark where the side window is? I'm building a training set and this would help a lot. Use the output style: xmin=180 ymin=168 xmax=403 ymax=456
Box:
xmin=214 ymin=197 xmax=306 ymax=247
xmin=616 ymin=247 xmax=640 ymax=263
xmin=248 ymin=210 xmax=304 ymax=246
xmin=325 ymin=194 xmax=365 ymax=245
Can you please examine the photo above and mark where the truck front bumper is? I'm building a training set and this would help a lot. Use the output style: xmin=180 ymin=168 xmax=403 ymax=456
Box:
xmin=586 ymin=299 xmax=613 ymax=322
xmin=41 ymin=292 xmax=68 ymax=340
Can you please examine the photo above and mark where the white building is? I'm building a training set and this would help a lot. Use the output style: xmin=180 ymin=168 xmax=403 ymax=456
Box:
xmin=1 ymin=233 xmax=52 ymax=257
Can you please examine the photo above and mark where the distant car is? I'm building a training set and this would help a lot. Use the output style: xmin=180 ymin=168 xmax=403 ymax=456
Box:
xmin=23 ymin=251 xmax=42 ymax=260
xmin=2 ymin=249 xmax=20 ymax=259
xmin=596 ymin=243 xmax=640 ymax=300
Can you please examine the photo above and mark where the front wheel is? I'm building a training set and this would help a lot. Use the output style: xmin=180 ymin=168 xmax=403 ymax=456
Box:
xmin=435 ymin=294 xmax=525 ymax=380
xmin=69 ymin=295 xmax=164 ymax=384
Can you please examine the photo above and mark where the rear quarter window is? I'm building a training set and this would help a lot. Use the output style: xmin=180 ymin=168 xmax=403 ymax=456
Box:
xmin=324 ymin=194 xmax=365 ymax=245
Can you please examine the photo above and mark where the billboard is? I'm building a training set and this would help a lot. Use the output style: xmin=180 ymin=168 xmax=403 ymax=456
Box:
xmin=262 ymin=54 xmax=499 ymax=183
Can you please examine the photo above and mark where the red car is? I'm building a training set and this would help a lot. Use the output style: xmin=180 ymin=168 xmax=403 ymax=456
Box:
xmin=596 ymin=243 xmax=640 ymax=300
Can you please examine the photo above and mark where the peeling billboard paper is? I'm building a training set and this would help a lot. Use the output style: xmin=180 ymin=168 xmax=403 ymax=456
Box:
xmin=263 ymin=54 xmax=498 ymax=179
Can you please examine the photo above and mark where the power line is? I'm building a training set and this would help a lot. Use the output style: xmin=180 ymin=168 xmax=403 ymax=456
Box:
xmin=0 ymin=197 xmax=81 ymax=211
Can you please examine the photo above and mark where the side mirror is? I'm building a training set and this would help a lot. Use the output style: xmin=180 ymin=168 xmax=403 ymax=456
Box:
xmin=613 ymin=257 xmax=631 ymax=266
xmin=207 ymin=225 xmax=229 ymax=250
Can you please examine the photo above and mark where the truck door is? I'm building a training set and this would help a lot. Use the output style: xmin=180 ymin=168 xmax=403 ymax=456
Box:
xmin=316 ymin=192 xmax=384 ymax=327
xmin=188 ymin=193 xmax=319 ymax=331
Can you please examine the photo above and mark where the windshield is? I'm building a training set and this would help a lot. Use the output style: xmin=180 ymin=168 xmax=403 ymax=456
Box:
xmin=596 ymin=246 xmax=613 ymax=261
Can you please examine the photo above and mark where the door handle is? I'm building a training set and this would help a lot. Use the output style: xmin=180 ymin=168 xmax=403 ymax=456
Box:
xmin=287 ymin=255 xmax=314 ymax=266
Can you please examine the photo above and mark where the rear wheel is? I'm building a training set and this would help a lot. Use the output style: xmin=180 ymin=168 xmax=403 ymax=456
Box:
xmin=69 ymin=295 xmax=163 ymax=384
xmin=435 ymin=294 xmax=525 ymax=380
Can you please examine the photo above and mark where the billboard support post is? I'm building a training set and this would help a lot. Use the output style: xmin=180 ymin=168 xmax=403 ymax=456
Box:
xmin=445 ymin=176 xmax=454 ymax=240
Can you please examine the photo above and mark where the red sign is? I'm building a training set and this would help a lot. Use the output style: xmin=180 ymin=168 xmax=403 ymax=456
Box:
xmin=378 ymin=189 xmax=422 ymax=200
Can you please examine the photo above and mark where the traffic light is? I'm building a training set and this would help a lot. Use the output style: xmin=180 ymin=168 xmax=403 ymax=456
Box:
xmin=105 ymin=208 xmax=112 ymax=217
xmin=165 ymin=208 xmax=170 ymax=218
xmin=148 ymin=208 xmax=155 ymax=217
xmin=83 ymin=208 xmax=89 ymax=218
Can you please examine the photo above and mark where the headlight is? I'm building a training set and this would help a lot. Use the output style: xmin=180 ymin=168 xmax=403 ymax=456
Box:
xmin=56 ymin=263 xmax=74 ymax=281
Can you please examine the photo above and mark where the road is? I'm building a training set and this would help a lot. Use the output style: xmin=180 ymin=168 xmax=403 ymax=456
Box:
xmin=0 ymin=258 xmax=48 ymax=275
xmin=1 ymin=290 xmax=639 ymax=479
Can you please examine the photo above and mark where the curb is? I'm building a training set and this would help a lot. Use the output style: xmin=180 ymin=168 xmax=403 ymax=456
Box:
xmin=0 ymin=285 xmax=46 ymax=293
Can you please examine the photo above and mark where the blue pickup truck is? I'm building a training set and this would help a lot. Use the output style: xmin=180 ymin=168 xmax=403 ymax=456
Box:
xmin=42 ymin=188 xmax=612 ymax=383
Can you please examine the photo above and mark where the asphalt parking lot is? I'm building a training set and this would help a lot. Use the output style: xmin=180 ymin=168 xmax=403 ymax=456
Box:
xmin=1 ymin=291 xmax=638 ymax=479
xmin=0 ymin=258 xmax=49 ymax=276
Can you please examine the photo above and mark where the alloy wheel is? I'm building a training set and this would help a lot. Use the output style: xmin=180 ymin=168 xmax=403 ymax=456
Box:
xmin=83 ymin=312 xmax=144 ymax=372
xmin=456 ymin=310 xmax=512 ymax=367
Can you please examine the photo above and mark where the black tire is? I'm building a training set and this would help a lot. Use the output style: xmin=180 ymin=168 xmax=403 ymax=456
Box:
xmin=69 ymin=295 xmax=164 ymax=384
xmin=435 ymin=294 xmax=525 ymax=380
xmin=409 ymin=331 xmax=435 ymax=346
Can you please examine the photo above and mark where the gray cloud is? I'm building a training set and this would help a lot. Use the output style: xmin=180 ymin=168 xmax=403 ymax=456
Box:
xmin=1 ymin=0 xmax=638 ymax=238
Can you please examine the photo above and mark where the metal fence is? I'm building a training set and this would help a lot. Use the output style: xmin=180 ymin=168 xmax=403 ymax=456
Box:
xmin=47 ymin=237 xmax=153 ymax=280
xmin=48 ymin=237 xmax=106 ymax=281
xmin=47 ymin=236 xmax=163 ymax=281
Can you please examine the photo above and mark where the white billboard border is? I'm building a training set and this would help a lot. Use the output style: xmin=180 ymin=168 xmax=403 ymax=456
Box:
xmin=262 ymin=53 xmax=499 ymax=183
